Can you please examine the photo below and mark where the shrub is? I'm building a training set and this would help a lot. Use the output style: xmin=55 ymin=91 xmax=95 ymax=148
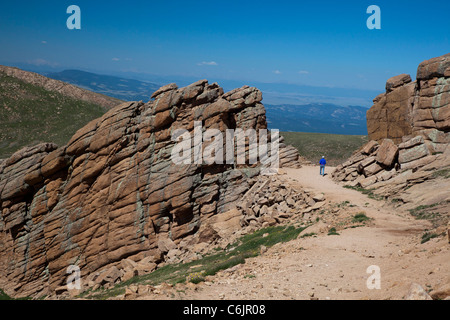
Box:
xmin=327 ymin=227 xmax=340 ymax=235
xmin=186 ymin=271 xmax=205 ymax=284
xmin=352 ymin=213 xmax=371 ymax=223
xmin=300 ymin=232 xmax=316 ymax=238
xmin=421 ymin=232 xmax=438 ymax=244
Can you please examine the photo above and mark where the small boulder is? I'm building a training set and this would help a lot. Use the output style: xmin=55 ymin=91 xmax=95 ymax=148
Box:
xmin=405 ymin=283 xmax=433 ymax=300
xmin=376 ymin=139 xmax=398 ymax=167
xmin=312 ymin=194 xmax=325 ymax=202
xmin=158 ymin=238 xmax=177 ymax=253
xmin=385 ymin=74 xmax=412 ymax=92
xmin=361 ymin=140 xmax=379 ymax=155
xmin=95 ymin=266 xmax=121 ymax=286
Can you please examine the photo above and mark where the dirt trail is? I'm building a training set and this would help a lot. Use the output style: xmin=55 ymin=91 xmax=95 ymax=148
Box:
xmin=142 ymin=166 xmax=450 ymax=300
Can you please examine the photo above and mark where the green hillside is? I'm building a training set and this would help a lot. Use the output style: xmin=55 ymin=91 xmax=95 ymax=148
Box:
xmin=0 ymin=71 xmax=107 ymax=159
xmin=281 ymin=131 xmax=368 ymax=166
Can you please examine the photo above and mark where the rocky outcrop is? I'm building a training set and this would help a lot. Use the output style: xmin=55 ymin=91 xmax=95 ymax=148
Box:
xmin=0 ymin=80 xmax=305 ymax=298
xmin=367 ymin=53 xmax=450 ymax=143
xmin=334 ymin=54 xmax=450 ymax=213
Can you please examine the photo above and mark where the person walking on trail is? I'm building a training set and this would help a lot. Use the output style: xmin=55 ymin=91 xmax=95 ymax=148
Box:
xmin=319 ymin=156 xmax=326 ymax=176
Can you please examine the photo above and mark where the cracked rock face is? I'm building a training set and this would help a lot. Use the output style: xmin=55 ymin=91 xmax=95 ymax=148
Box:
xmin=0 ymin=80 xmax=303 ymax=298
xmin=367 ymin=53 xmax=450 ymax=144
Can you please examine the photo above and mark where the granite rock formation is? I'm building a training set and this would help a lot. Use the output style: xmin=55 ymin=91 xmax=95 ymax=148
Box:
xmin=333 ymin=53 xmax=449 ymax=213
xmin=367 ymin=53 xmax=450 ymax=143
xmin=0 ymin=80 xmax=304 ymax=298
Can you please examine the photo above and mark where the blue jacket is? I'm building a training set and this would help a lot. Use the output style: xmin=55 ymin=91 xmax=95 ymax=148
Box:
xmin=319 ymin=158 xmax=326 ymax=165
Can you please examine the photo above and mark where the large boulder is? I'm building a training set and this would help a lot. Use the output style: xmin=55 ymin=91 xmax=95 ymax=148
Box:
xmin=416 ymin=53 xmax=450 ymax=81
xmin=366 ymin=77 xmax=415 ymax=143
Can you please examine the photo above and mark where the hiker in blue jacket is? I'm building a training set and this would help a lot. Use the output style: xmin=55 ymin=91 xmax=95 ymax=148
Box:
xmin=319 ymin=156 xmax=326 ymax=176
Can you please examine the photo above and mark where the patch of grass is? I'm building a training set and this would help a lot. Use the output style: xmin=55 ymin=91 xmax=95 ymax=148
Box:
xmin=352 ymin=213 xmax=371 ymax=223
xmin=431 ymin=168 xmax=450 ymax=179
xmin=343 ymin=185 xmax=383 ymax=201
xmin=336 ymin=200 xmax=356 ymax=208
xmin=409 ymin=203 xmax=440 ymax=220
xmin=281 ymin=132 xmax=368 ymax=166
xmin=337 ymin=200 xmax=350 ymax=208
xmin=82 ymin=224 xmax=307 ymax=300
xmin=327 ymin=227 xmax=340 ymax=236
xmin=408 ymin=202 xmax=448 ymax=228
xmin=347 ymin=224 xmax=366 ymax=229
xmin=421 ymin=232 xmax=438 ymax=244
xmin=0 ymin=289 xmax=31 ymax=300
xmin=0 ymin=289 xmax=11 ymax=300
xmin=300 ymin=232 xmax=317 ymax=238
xmin=233 ymin=225 xmax=305 ymax=254
xmin=203 ymin=254 xmax=247 ymax=277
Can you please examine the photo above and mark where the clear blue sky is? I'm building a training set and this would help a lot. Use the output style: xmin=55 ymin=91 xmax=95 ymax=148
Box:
xmin=0 ymin=0 xmax=449 ymax=91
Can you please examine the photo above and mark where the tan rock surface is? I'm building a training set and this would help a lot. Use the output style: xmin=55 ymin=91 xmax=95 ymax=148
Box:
xmin=0 ymin=80 xmax=305 ymax=298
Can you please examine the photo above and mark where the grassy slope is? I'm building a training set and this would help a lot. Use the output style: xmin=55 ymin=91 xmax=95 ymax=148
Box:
xmin=281 ymin=131 xmax=368 ymax=166
xmin=0 ymin=71 xmax=107 ymax=159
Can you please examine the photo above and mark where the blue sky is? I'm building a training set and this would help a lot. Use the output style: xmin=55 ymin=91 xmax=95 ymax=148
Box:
xmin=0 ymin=0 xmax=449 ymax=92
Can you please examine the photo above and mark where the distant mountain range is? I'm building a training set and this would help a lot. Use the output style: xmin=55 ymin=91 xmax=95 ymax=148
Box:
xmin=41 ymin=69 xmax=370 ymax=135
xmin=265 ymin=103 xmax=368 ymax=135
